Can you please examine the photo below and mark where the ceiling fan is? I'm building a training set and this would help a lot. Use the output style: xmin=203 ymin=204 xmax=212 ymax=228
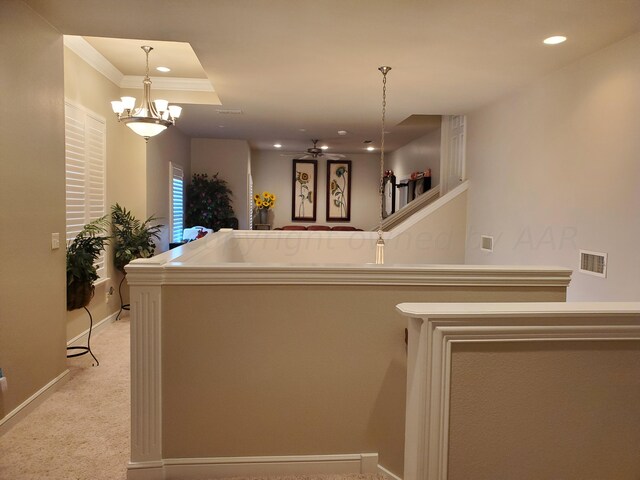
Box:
xmin=293 ymin=139 xmax=346 ymax=160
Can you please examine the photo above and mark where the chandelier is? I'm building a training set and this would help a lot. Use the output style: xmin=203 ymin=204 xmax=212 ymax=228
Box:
xmin=110 ymin=46 xmax=182 ymax=141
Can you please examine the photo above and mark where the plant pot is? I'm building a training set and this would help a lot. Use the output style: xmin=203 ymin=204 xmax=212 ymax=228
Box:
xmin=67 ymin=281 xmax=95 ymax=311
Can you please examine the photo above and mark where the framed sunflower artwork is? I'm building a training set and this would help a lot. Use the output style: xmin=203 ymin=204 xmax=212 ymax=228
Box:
xmin=292 ymin=159 xmax=317 ymax=221
xmin=326 ymin=160 xmax=352 ymax=221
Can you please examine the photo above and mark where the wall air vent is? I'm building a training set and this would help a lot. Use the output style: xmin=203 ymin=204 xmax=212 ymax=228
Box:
xmin=481 ymin=235 xmax=494 ymax=252
xmin=579 ymin=250 xmax=607 ymax=278
xmin=216 ymin=109 xmax=243 ymax=114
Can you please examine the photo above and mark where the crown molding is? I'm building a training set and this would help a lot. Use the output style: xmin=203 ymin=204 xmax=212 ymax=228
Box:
xmin=63 ymin=35 xmax=214 ymax=93
xmin=63 ymin=35 xmax=124 ymax=86
xmin=120 ymin=75 xmax=214 ymax=92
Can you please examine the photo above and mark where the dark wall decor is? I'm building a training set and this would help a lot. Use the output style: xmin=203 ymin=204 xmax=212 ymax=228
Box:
xmin=326 ymin=160 xmax=352 ymax=222
xmin=292 ymin=159 xmax=317 ymax=221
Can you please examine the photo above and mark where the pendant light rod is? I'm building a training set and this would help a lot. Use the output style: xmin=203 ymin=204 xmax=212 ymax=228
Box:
xmin=376 ymin=66 xmax=391 ymax=265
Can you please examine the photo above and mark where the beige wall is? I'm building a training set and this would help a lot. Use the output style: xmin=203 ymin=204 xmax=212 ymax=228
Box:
xmin=191 ymin=138 xmax=250 ymax=229
xmin=147 ymin=127 xmax=191 ymax=252
xmin=64 ymin=46 xmax=150 ymax=340
xmin=386 ymin=189 xmax=467 ymax=264
xmin=250 ymin=150 xmax=380 ymax=229
xmin=386 ymin=126 xmax=441 ymax=187
xmin=465 ymin=32 xmax=640 ymax=301
xmin=0 ymin=0 xmax=67 ymax=420
xmin=449 ymin=338 xmax=640 ymax=479
xmin=161 ymin=283 xmax=566 ymax=476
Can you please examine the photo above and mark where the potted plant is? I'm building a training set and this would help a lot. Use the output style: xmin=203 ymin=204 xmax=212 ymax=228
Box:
xmin=253 ymin=191 xmax=276 ymax=225
xmin=111 ymin=204 xmax=163 ymax=318
xmin=66 ymin=216 xmax=110 ymax=311
xmin=185 ymin=173 xmax=237 ymax=231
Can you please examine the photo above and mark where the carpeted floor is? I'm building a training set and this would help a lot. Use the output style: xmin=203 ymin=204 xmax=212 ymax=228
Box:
xmin=0 ymin=318 xmax=388 ymax=480
xmin=0 ymin=317 xmax=130 ymax=480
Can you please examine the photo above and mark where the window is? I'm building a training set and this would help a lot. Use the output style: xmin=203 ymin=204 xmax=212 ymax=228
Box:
xmin=65 ymin=100 xmax=107 ymax=279
xmin=170 ymin=163 xmax=184 ymax=243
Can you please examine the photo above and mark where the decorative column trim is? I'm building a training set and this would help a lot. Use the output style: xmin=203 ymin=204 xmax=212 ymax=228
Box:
xmin=396 ymin=302 xmax=640 ymax=480
xmin=129 ymin=285 xmax=162 ymax=464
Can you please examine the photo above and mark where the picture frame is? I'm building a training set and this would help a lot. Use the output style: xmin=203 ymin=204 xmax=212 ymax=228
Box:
xmin=326 ymin=160 xmax=352 ymax=222
xmin=292 ymin=159 xmax=317 ymax=221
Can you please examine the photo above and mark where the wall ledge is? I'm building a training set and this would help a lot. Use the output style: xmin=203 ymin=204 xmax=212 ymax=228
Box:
xmin=396 ymin=302 xmax=640 ymax=480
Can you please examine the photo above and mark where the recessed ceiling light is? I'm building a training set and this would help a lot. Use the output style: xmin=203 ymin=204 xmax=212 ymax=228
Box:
xmin=218 ymin=125 xmax=225 ymax=128
xmin=338 ymin=130 xmax=348 ymax=136
xmin=366 ymin=146 xmax=375 ymax=151
xmin=543 ymin=35 xmax=567 ymax=45
xmin=156 ymin=66 xmax=171 ymax=72
xmin=299 ymin=128 xmax=307 ymax=132
xmin=320 ymin=145 xmax=329 ymax=150
xmin=273 ymin=144 xmax=282 ymax=148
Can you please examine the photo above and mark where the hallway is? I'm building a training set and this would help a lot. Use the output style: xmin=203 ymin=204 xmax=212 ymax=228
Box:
xmin=0 ymin=318 xmax=130 ymax=479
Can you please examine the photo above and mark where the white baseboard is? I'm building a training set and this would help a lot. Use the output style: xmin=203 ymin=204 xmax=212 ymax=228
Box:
xmin=377 ymin=464 xmax=402 ymax=480
xmin=67 ymin=310 xmax=119 ymax=347
xmin=127 ymin=453 xmax=379 ymax=480
xmin=0 ymin=369 xmax=70 ymax=436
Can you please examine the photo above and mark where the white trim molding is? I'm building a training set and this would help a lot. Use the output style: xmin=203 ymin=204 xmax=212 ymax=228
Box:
xmin=63 ymin=35 xmax=124 ymax=86
xmin=120 ymin=75 xmax=214 ymax=92
xmin=0 ymin=369 xmax=70 ymax=436
xmin=130 ymin=286 xmax=162 ymax=464
xmin=395 ymin=302 xmax=640 ymax=480
xmin=125 ymin=228 xmax=571 ymax=288
xmin=127 ymin=453 xmax=379 ymax=480
xmin=67 ymin=311 xmax=119 ymax=347
xmin=63 ymin=35 xmax=214 ymax=93
xmin=378 ymin=464 xmax=403 ymax=480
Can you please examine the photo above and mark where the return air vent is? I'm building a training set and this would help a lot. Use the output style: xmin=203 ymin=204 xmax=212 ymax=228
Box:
xmin=216 ymin=109 xmax=243 ymax=114
xmin=579 ymin=250 xmax=607 ymax=278
xmin=481 ymin=235 xmax=494 ymax=252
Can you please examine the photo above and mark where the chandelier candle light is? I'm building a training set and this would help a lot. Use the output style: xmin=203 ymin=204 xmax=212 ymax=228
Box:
xmin=110 ymin=46 xmax=182 ymax=141
xmin=376 ymin=66 xmax=391 ymax=265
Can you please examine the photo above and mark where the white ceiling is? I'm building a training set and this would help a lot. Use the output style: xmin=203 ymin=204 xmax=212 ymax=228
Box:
xmin=26 ymin=0 xmax=640 ymax=153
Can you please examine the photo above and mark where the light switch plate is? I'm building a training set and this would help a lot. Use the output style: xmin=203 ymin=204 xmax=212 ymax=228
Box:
xmin=51 ymin=233 xmax=60 ymax=250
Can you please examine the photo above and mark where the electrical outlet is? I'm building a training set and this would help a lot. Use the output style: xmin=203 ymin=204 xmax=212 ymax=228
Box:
xmin=105 ymin=286 xmax=115 ymax=303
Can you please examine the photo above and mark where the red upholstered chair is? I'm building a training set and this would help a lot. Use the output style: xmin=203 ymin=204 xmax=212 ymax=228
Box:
xmin=330 ymin=226 xmax=361 ymax=231
xmin=307 ymin=225 xmax=332 ymax=231
xmin=282 ymin=225 xmax=308 ymax=231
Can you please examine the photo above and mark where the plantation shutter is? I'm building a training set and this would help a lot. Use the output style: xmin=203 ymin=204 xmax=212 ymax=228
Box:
xmin=65 ymin=101 xmax=107 ymax=279
xmin=170 ymin=163 xmax=184 ymax=243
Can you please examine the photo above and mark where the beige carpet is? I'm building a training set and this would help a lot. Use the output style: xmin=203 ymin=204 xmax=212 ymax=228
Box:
xmin=0 ymin=318 xmax=388 ymax=480
xmin=0 ymin=317 xmax=130 ymax=480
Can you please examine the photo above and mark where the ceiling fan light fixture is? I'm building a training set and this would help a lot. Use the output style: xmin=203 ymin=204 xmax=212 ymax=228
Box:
xmin=320 ymin=145 xmax=329 ymax=150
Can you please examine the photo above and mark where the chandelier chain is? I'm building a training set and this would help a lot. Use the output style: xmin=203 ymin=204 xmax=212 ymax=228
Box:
xmin=378 ymin=68 xmax=389 ymax=234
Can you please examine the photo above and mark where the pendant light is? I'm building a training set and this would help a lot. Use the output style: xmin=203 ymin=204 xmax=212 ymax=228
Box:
xmin=376 ymin=66 xmax=391 ymax=264
xmin=110 ymin=46 xmax=182 ymax=142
